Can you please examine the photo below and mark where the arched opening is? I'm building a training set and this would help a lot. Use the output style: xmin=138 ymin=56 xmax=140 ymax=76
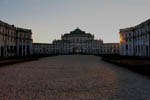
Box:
xmin=73 ymin=47 xmax=83 ymax=54
xmin=1 ymin=46 xmax=4 ymax=57
xmin=19 ymin=45 xmax=22 ymax=57
xmin=146 ymin=46 xmax=148 ymax=56
xmin=27 ymin=45 xmax=30 ymax=56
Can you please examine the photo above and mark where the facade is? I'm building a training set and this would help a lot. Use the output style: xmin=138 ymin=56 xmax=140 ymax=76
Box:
xmin=101 ymin=43 xmax=120 ymax=54
xmin=0 ymin=20 xmax=33 ymax=57
xmin=0 ymin=21 xmax=16 ymax=57
xmin=119 ymin=19 xmax=150 ymax=57
xmin=16 ymin=28 xmax=33 ymax=57
xmin=33 ymin=43 xmax=54 ymax=55
xmin=53 ymin=28 xmax=103 ymax=54
xmin=52 ymin=28 xmax=119 ymax=55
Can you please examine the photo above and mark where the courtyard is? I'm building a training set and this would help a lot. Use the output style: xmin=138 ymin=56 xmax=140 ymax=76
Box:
xmin=0 ymin=55 xmax=150 ymax=100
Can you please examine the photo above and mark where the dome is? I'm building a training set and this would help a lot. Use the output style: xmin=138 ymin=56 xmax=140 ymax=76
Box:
xmin=71 ymin=28 xmax=85 ymax=34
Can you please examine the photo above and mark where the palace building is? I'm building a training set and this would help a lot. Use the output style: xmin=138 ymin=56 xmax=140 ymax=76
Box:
xmin=52 ymin=28 xmax=103 ymax=54
xmin=0 ymin=20 xmax=33 ymax=57
xmin=52 ymin=28 xmax=119 ymax=55
xmin=119 ymin=19 xmax=150 ymax=57
xmin=0 ymin=20 xmax=119 ymax=57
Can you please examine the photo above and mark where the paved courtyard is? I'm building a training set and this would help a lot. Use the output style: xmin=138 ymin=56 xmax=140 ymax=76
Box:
xmin=0 ymin=55 xmax=150 ymax=100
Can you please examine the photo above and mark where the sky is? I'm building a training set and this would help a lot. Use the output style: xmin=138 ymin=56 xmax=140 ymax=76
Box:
xmin=0 ymin=0 xmax=150 ymax=43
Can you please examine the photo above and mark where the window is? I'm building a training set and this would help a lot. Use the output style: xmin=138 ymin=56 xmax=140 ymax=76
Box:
xmin=126 ymin=45 xmax=128 ymax=50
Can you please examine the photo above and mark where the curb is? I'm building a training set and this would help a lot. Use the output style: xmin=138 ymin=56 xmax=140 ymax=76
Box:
xmin=0 ymin=58 xmax=38 ymax=67
xmin=102 ymin=57 xmax=150 ymax=76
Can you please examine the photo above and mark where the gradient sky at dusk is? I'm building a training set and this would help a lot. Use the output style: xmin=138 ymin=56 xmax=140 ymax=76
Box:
xmin=0 ymin=0 xmax=150 ymax=43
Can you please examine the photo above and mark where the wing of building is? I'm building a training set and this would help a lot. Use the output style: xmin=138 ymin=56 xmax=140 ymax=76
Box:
xmin=33 ymin=43 xmax=54 ymax=55
xmin=0 ymin=20 xmax=33 ymax=57
xmin=119 ymin=19 xmax=150 ymax=57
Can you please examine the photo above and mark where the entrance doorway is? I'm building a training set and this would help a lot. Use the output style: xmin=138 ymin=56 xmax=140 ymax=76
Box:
xmin=73 ymin=47 xmax=83 ymax=54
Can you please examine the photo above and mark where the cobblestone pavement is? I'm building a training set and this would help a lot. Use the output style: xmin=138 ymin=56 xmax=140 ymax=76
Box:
xmin=0 ymin=55 xmax=150 ymax=100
